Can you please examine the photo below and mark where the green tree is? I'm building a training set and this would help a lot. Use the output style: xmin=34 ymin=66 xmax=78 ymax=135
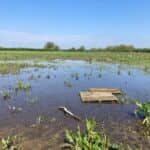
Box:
xmin=44 ymin=41 xmax=60 ymax=51
xmin=78 ymin=45 xmax=86 ymax=51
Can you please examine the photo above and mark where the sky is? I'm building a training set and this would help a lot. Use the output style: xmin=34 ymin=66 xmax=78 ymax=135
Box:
xmin=0 ymin=0 xmax=150 ymax=48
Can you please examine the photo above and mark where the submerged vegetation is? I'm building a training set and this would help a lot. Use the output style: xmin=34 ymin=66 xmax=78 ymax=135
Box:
xmin=26 ymin=96 xmax=38 ymax=105
xmin=64 ymin=80 xmax=73 ymax=88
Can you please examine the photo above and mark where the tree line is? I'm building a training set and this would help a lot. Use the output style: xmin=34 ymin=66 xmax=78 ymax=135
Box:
xmin=0 ymin=41 xmax=150 ymax=52
xmin=43 ymin=41 xmax=150 ymax=52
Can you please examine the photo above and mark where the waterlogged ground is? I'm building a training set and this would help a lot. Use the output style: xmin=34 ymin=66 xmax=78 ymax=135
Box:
xmin=0 ymin=60 xmax=150 ymax=149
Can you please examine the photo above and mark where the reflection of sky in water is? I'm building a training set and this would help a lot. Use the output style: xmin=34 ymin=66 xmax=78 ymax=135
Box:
xmin=0 ymin=60 xmax=150 ymax=127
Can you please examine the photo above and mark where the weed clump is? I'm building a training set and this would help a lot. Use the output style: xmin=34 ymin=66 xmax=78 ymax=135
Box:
xmin=134 ymin=100 xmax=150 ymax=126
xmin=15 ymin=80 xmax=31 ymax=92
xmin=65 ymin=119 xmax=126 ymax=150
xmin=0 ymin=135 xmax=20 ymax=150
xmin=0 ymin=90 xmax=11 ymax=100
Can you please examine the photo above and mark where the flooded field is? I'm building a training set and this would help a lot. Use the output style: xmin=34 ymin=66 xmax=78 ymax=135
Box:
xmin=0 ymin=60 xmax=150 ymax=149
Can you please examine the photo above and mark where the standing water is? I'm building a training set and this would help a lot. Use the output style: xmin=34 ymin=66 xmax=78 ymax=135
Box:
xmin=0 ymin=60 xmax=150 ymax=149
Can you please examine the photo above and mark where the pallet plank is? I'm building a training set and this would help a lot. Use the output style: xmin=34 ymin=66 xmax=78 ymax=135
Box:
xmin=89 ymin=88 xmax=121 ymax=94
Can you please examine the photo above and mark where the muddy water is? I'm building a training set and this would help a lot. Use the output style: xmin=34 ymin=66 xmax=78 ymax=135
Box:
xmin=0 ymin=60 xmax=150 ymax=149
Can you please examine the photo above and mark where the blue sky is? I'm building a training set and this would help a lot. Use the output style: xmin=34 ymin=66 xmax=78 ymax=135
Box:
xmin=0 ymin=0 xmax=150 ymax=48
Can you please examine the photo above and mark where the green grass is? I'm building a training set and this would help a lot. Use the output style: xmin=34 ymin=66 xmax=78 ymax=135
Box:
xmin=0 ymin=51 xmax=150 ymax=66
xmin=0 ymin=62 xmax=45 ymax=74
xmin=0 ymin=51 xmax=150 ymax=74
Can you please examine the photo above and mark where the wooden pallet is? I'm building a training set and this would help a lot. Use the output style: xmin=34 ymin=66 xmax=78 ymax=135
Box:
xmin=80 ymin=88 xmax=121 ymax=103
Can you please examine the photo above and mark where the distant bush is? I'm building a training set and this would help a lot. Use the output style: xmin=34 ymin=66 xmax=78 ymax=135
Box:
xmin=67 ymin=47 xmax=77 ymax=51
xmin=67 ymin=46 xmax=86 ymax=51
xmin=90 ymin=48 xmax=105 ymax=51
xmin=136 ymin=48 xmax=150 ymax=53
xmin=105 ymin=44 xmax=135 ymax=52
xmin=0 ymin=48 xmax=43 ymax=51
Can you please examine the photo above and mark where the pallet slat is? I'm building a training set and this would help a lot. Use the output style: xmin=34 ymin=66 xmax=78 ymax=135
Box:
xmin=89 ymin=88 xmax=121 ymax=94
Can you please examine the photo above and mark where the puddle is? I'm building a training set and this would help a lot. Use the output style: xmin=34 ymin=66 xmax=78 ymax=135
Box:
xmin=0 ymin=60 xmax=150 ymax=149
